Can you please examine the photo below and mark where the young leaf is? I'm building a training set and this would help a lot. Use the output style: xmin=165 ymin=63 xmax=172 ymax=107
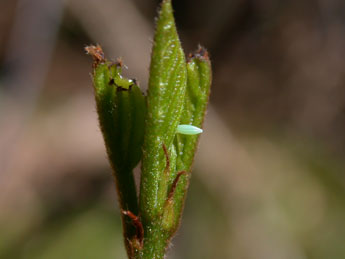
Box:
xmin=87 ymin=45 xmax=146 ymax=255
xmin=94 ymin=62 xmax=146 ymax=173
xmin=178 ymin=46 xmax=211 ymax=170
xmin=169 ymin=46 xmax=212 ymax=231
xmin=138 ymin=0 xmax=187 ymax=257
xmin=140 ymin=0 xmax=187 ymax=221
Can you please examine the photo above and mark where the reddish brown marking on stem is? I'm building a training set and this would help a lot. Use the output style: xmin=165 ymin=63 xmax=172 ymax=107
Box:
xmin=167 ymin=171 xmax=188 ymax=201
xmin=122 ymin=210 xmax=144 ymax=246
xmin=162 ymin=144 xmax=170 ymax=175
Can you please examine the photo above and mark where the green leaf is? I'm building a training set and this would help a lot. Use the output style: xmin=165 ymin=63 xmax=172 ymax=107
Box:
xmin=138 ymin=0 xmax=188 ymax=257
xmin=88 ymin=47 xmax=146 ymax=255
xmin=93 ymin=62 xmax=146 ymax=173
xmin=177 ymin=46 xmax=212 ymax=171
xmin=169 ymin=46 xmax=212 ymax=231
xmin=140 ymin=0 xmax=187 ymax=221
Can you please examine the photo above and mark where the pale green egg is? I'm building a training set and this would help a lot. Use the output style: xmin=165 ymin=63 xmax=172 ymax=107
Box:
xmin=177 ymin=125 xmax=203 ymax=135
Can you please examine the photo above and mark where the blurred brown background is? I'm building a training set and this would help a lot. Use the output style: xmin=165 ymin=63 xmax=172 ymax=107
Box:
xmin=1 ymin=0 xmax=345 ymax=258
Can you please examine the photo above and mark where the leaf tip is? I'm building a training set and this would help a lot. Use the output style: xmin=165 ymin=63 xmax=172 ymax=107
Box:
xmin=188 ymin=45 xmax=210 ymax=62
xmin=85 ymin=44 xmax=105 ymax=67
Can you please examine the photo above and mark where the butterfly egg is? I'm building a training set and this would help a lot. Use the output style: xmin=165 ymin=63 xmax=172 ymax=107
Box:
xmin=177 ymin=125 xmax=203 ymax=135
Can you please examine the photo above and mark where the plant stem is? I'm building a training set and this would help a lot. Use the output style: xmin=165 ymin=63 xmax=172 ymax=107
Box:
xmin=112 ymin=167 xmax=139 ymax=256
xmin=140 ymin=223 xmax=169 ymax=259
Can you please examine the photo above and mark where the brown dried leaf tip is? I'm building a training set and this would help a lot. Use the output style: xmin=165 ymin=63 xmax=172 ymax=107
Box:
xmin=85 ymin=44 xmax=105 ymax=64
xmin=116 ymin=57 xmax=124 ymax=67
xmin=188 ymin=45 xmax=209 ymax=61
